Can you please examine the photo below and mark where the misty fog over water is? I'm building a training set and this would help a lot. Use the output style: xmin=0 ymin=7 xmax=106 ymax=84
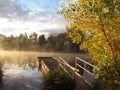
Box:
xmin=0 ymin=51 xmax=44 ymax=90
xmin=0 ymin=51 xmax=89 ymax=90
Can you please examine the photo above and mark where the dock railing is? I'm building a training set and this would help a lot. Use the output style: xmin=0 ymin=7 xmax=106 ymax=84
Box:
xmin=75 ymin=57 xmax=100 ymax=86
xmin=54 ymin=56 xmax=100 ymax=86
xmin=59 ymin=57 xmax=75 ymax=79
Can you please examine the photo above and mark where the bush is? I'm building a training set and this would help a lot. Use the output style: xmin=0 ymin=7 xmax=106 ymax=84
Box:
xmin=92 ymin=79 xmax=101 ymax=90
xmin=43 ymin=68 xmax=76 ymax=90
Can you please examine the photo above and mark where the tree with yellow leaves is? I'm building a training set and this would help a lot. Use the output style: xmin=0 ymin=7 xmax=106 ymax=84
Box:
xmin=59 ymin=0 xmax=120 ymax=89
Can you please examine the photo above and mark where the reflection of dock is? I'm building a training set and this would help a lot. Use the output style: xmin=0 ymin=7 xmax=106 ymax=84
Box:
xmin=38 ymin=57 xmax=59 ymax=75
xmin=38 ymin=57 xmax=91 ymax=90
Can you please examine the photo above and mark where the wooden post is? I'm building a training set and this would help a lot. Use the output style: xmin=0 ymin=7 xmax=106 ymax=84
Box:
xmin=83 ymin=63 xmax=86 ymax=78
xmin=73 ymin=58 xmax=77 ymax=79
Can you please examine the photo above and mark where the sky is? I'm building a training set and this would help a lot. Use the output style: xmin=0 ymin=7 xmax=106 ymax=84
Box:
xmin=0 ymin=0 xmax=74 ymax=37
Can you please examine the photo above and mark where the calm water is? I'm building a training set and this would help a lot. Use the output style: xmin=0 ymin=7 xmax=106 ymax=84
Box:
xmin=0 ymin=53 xmax=44 ymax=90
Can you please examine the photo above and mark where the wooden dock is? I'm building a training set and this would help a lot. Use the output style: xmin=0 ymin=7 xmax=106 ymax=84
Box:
xmin=38 ymin=57 xmax=91 ymax=90
xmin=38 ymin=57 xmax=59 ymax=75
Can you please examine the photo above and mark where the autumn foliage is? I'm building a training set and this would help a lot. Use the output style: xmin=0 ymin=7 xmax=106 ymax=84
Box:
xmin=59 ymin=0 xmax=120 ymax=89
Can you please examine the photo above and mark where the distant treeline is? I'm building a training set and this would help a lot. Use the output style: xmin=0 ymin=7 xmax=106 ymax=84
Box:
xmin=0 ymin=32 xmax=83 ymax=53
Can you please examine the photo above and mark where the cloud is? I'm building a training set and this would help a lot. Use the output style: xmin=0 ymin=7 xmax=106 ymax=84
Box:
xmin=0 ymin=0 xmax=25 ymax=19
xmin=59 ymin=0 xmax=75 ymax=5
xmin=40 ymin=28 xmax=66 ymax=33
xmin=0 ymin=0 xmax=67 ymax=36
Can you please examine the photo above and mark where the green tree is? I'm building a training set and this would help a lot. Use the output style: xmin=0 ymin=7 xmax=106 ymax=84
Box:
xmin=0 ymin=34 xmax=5 ymax=49
xmin=38 ymin=34 xmax=46 ymax=50
xmin=46 ymin=34 xmax=56 ymax=51
xmin=55 ymin=33 xmax=66 ymax=52
xmin=18 ymin=33 xmax=29 ymax=50
xmin=29 ymin=32 xmax=38 ymax=44
xmin=29 ymin=32 xmax=39 ymax=51
xmin=59 ymin=0 xmax=120 ymax=89
xmin=2 ymin=35 xmax=15 ymax=50
xmin=56 ymin=33 xmax=81 ymax=53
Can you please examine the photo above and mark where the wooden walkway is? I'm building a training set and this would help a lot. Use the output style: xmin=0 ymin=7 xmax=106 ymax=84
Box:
xmin=38 ymin=57 xmax=91 ymax=90
xmin=38 ymin=57 xmax=59 ymax=70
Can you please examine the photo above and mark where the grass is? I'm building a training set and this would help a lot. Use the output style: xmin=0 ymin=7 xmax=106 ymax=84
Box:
xmin=43 ymin=68 xmax=76 ymax=90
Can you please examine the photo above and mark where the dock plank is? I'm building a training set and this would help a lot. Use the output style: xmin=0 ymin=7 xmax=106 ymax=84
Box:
xmin=38 ymin=57 xmax=59 ymax=70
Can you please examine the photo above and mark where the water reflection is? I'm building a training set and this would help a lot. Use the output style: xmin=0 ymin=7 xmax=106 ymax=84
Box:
xmin=0 ymin=51 xmax=43 ymax=90
xmin=0 ymin=57 xmax=37 ymax=70
xmin=0 ymin=62 xmax=3 ymax=84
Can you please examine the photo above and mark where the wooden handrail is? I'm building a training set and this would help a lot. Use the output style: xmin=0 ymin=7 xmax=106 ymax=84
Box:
xmin=52 ymin=57 xmax=79 ymax=72
xmin=59 ymin=57 xmax=79 ymax=72
xmin=75 ymin=57 xmax=100 ymax=86
xmin=76 ymin=57 xmax=99 ymax=70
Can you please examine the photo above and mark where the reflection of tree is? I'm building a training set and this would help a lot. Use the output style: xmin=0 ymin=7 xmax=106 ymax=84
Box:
xmin=1 ymin=54 xmax=37 ymax=70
